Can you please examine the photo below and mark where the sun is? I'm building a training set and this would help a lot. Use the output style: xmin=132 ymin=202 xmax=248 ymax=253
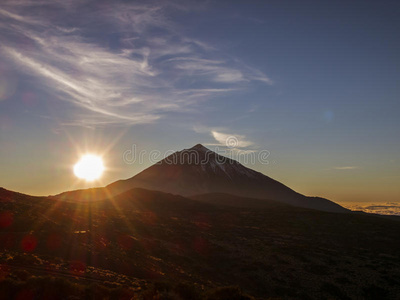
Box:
xmin=73 ymin=154 xmax=104 ymax=181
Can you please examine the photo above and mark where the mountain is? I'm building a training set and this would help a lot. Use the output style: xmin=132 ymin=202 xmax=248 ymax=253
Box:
xmin=56 ymin=144 xmax=347 ymax=212
xmin=105 ymin=144 xmax=348 ymax=213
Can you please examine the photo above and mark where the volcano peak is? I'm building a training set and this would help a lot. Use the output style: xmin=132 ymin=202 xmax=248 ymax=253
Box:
xmin=189 ymin=144 xmax=210 ymax=152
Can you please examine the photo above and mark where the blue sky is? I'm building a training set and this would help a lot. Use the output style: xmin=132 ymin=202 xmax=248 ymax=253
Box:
xmin=0 ymin=0 xmax=399 ymax=205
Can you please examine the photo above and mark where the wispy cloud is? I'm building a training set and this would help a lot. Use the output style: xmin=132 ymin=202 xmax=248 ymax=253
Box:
xmin=211 ymin=130 xmax=254 ymax=149
xmin=0 ymin=0 xmax=272 ymax=126
xmin=333 ymin=166 xmax=359 ymax=170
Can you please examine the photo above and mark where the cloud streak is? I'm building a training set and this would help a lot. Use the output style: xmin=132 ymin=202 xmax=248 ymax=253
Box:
xmin=0 ymin=0 xmax=272 ymax=126
xmin=333 ymin=166 xmax=359 ymax=170
xmin=211 ymin=130 xmax=254 ymax=149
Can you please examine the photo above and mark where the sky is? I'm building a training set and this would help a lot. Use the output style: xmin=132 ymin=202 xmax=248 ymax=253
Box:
xmin=0 ymin=0 xmax=399 ymax=208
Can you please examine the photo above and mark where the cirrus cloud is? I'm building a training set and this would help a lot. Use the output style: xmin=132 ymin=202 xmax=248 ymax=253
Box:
xmin=0 ymin=0 xmax=272 ymax=126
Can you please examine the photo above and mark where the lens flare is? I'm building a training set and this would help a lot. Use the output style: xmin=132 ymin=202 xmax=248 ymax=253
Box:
xmin=73 ymin=154 xmax=104 ymax=181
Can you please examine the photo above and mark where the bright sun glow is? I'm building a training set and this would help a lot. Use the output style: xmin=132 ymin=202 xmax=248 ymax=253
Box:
xmin=73 ymin=155 xmax=104 ymax=181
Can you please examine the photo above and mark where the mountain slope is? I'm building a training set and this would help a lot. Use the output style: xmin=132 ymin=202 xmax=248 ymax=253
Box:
xmin=2 ymin=186 xmax=400 ymax=299
xmin=190 ymin=193 xmax=289 ymax=209
xmin=106 ymin=144 xmax=348 ymax=213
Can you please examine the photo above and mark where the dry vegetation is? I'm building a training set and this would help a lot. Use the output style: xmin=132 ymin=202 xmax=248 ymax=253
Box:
xmin=1 ymin=188 xmax=400 ymax=299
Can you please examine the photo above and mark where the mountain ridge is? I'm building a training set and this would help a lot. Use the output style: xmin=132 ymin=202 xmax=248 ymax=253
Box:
xmin=106 ymin=144 xmax=348 ymax=213
xmin=56 ymin=144 xmax=348 ymax=213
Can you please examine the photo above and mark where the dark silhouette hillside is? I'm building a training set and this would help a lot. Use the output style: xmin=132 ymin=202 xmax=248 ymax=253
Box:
xmin=1 ymin=187 xmax=400 ymax=299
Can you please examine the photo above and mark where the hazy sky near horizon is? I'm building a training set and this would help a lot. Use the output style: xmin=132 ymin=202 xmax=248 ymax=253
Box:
xmin=0 ymin=0 xmax=399 ymax=204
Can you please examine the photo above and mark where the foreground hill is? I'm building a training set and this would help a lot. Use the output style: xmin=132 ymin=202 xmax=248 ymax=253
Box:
xmin=1 ymin=187 xmax=400 ymax=299
xmin=57 ymin=144 xmax=348 ymax=213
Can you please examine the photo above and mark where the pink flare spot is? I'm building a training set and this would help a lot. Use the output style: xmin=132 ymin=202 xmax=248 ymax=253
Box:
xmin=70 ymin=261 xmax=86 ymax=277
xmin=21 ymin=235 xmax=38 ymax=252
